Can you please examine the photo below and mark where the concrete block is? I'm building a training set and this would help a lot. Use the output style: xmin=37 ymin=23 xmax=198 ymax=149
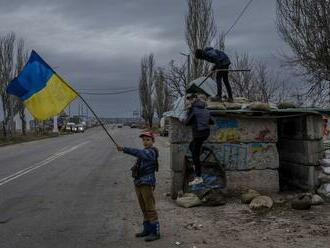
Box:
xmin=278 ymin=115 xmax=323 ymax=140
xmin=280 ymin=162 xmax=318 ymax=190
xmin=209 ymin=117 xmax=277 ymax=143
xmin=169 ymin=118 xmax=192 ymax=144
xmin=205 ymin=143 xmax=279 ymax=171
xmin=170 ymin=144 xmax=188 ymax=172
xmin=226 ymin=169 xmax=279 ymax=194
xmin=170 ymin=171 xmax=184 ymax=200
xmin=278 ymin=139 xmax=323 ymax=165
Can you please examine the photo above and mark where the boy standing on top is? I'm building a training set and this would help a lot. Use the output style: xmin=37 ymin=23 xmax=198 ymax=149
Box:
xmin=116 ymin=131 xmax=160 ymax=242
xmin=185 ymin=94 xmax=214 ymax=185
xmin=195 ymin=47 xmax=233 ymax=102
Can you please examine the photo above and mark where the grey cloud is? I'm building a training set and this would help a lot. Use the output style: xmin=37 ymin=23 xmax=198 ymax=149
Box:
xmin=0 ymin=0 xmax=292 ymax=119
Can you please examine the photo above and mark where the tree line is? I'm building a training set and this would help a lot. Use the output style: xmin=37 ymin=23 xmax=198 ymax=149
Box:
xmin=0 ymin=32 xmax=29 ymax=138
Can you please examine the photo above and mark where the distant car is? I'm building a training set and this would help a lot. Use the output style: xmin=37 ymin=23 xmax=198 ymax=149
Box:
xmin=117 ymin=124 xmax=123 ymax=128
xmin=76 ymin=124 xmax=85 ymax=133
xmin=65 ymin=122 xmax=77 ymax=133
xmin=130 ymin=123 xmax=137 ymax=128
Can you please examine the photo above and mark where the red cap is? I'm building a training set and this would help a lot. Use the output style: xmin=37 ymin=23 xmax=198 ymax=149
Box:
xmin=139 ymin=131 xmax=155 ymax=139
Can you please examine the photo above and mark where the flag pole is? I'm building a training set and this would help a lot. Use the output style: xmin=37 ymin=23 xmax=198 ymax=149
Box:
xmin=56 ymin=75 xmax=118 ymax=146
xmin=77 ymin=95 xmax=118 ymax=146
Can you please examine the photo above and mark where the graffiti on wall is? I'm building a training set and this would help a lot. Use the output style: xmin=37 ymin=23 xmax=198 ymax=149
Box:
xmin=211 ymin=118 xmax=277 ymax=143
xmin=207 ymin=143 xmax=278 ymax=171
xmin=215 ymin=119 xmax=241 ymax=142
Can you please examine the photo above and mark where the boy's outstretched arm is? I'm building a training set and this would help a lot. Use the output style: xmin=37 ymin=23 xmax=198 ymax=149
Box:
xmin=116 ymin=145 xmax=155 ymax=160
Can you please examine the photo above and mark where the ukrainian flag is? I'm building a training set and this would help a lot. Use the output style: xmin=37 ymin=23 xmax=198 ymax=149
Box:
xmin=6 ymin=51 xmax=78 ymax=120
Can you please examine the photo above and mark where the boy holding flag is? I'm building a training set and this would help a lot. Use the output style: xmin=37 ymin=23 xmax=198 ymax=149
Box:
xmin=116 ymin=131 xmax=161 ymax=242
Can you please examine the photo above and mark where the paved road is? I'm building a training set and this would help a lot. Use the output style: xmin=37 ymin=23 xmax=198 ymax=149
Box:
xmin=0 ymin=126 xmax=159 ymax=248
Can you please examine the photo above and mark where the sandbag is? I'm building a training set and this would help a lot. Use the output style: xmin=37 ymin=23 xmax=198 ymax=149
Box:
xmin=200 ymin=189 xmax=226 ymax=206
xmin=207 ymin=101 xmax=226 ymax=110
xmin=277 ymin=102 xmax=296 ymax=109
xmin=249 ymin=196 xmax=273 ymax=210
xmin=291 ymin=194 xmax=312 ymax=210
xmin=241 ymin=189 xmax=261 ymax=204
xmin=312 ymin=194 xmax=324 ymax=205
xmin=320 ymin=159 xmax=330 ymax=168
xmin=223 ymin=102 xmax=242 ymax=110
xmin=176 ymin=193 xmax=202 ymax=208
xmin=317 ymin=184 xmax=330 ymax=200
xmin=247 ymin=102 xmax=271 ymax=111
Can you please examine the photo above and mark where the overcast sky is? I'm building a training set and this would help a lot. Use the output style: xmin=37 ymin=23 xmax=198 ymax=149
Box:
xmin=0 ymin=0 xmax=292 ymax=118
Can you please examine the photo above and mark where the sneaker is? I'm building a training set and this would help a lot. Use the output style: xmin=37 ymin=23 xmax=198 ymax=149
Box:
xmin=189 ymin=177 xmax=204 ymax=186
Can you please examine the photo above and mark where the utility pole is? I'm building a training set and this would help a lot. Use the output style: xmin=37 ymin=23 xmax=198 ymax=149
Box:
xmin=53 ymin=116 xmax=59 ymax=133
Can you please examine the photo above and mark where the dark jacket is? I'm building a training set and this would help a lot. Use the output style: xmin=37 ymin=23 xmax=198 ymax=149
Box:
xmin=123 ymin=147 xmax=158 ymax=186
xmin=203 ymin=47 xmax=231 ymax=67
xmin=185 ymin=100 xmax=214 ymax=138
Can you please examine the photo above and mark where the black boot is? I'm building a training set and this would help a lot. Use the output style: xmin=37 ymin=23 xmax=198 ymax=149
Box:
xmin=144 ymin=222 xmax=160 ymax=242
xmin=136 ymin=221 xmax=150 ymax=238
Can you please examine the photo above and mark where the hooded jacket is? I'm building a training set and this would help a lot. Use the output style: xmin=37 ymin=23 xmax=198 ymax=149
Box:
xmin=203 ymin=47 xmax=231 ymax=67
xmin=185 ymin=99 xmax=214 ymax=138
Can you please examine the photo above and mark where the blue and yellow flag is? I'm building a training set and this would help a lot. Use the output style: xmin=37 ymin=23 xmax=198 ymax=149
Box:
xmin=6 ymin=51 xmax=78 ymax=120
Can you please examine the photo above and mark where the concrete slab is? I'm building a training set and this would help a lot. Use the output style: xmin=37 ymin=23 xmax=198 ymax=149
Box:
xmin=280 ymin=162 xmax=318 ymax=191
xmin=170 ymin=171 xmax=184 ymax=199
xmin=278 ymin=115 xmax=323 ymax=140
xmin=170 ymin=144 xmax=187 ymax=172
xmin=226 ymin=169 xmax=279 ymax=194
xmin=278 ymin=139 xmax=323 ymax=165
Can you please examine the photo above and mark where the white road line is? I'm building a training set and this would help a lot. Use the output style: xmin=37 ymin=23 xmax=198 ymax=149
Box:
xmin=0 ymin=144 xmax=74 ymax=183
xmin=0 ymin=141 xmax=90 ymax=187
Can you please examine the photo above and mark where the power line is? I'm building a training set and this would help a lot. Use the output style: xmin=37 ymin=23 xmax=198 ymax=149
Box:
xmin=80 ymin=88 xmax=138 ymax=95
xmin=77 ymin=86 xmax=137 ymax=91
xmin=224 ymin=0 xmax=254 ymax=37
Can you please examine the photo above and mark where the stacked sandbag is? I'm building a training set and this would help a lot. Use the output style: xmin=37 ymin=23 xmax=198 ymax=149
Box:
xmin=207 ymin=101 xmax=226 ymax=110
xmin=277 ymin=102 xmax=297 ymax=109
xmin=246 ymin=102 xmax=272 ymax=111
xmin=317 ymin=159 xmax=330 ymax=201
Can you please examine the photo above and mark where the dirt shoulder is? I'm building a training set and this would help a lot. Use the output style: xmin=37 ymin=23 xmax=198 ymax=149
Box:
xmin=153 ymin=136 xmax=330 ymax=248
xmin=0 ymin=133 xmax=66 ymax=147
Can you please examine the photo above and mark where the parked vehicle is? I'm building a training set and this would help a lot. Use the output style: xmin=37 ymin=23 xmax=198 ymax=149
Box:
xmin=65 ymin=122 xmax=77 ymax=133
xmin=76 ymin=124 xmax=85 ymax=133
xmin=117 ymin=124 xmax=123 ymax=128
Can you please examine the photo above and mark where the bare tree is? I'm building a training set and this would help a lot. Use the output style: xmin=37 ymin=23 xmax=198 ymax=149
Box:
xmin=14 ymin=39 xmax=29 ymax=135
xmin=139 ymin=54 xmax=155 ymax=128
xmin=0 ymin=32 xmax=16 ymax=138
xmin=276 ymin=0 xmax=330 ymax=86
xmin=230 ymin=53 xmax=291 ymax=103
xmin=164 ymin=60 xmax=188 ymax=98
xmin=154 ymin=68 xmax=172 ymax=121
xmin=185 ymin=0 xmax=217 ymax=79
xmin=230 ymin=53 xmax=256 ymax=100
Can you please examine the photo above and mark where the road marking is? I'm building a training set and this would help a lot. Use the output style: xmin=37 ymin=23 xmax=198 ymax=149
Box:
xmin=0 ymin=141 xmax=90 ymax=187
